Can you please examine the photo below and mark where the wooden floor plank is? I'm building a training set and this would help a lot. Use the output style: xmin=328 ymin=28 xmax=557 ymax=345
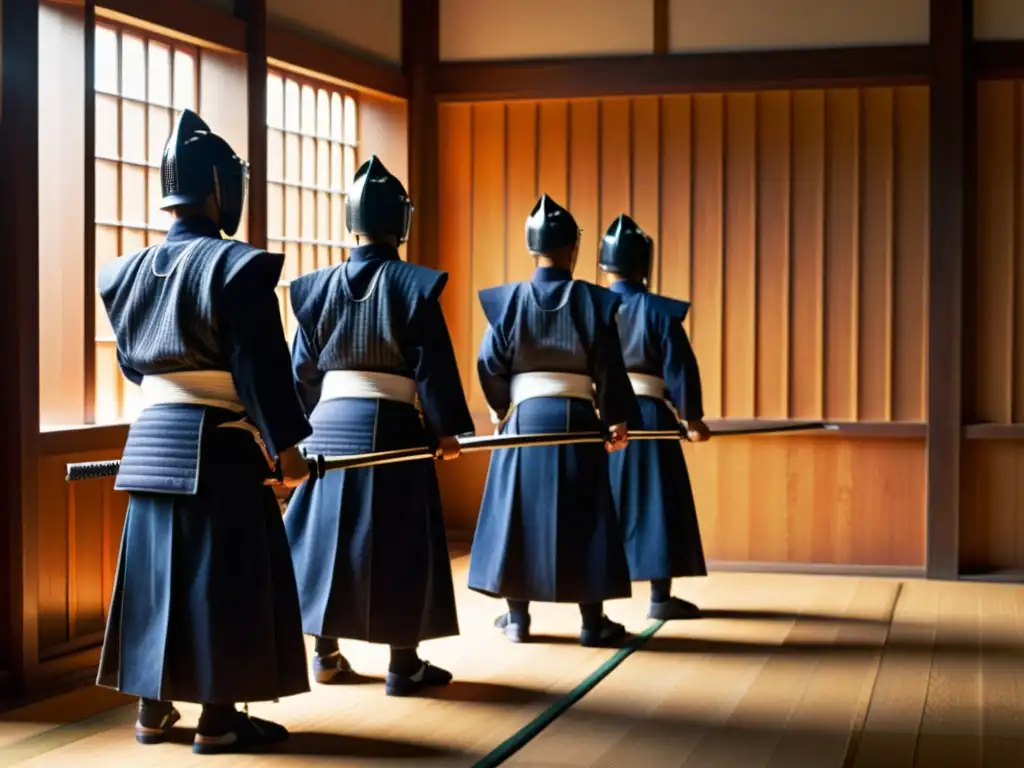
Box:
xmin=2 ymin=569 xmax=1023 ymax=768
xmin=913 ymin=582 xmax=984 ymax=768
xmin=679 ymin=577 xmax=864 ymax=768
xmin=763 ymin=579 xmax=899 ymax=768
xmin=847 ymin=579 xmax=940 ymax=768
xmin=979 ymin=584 xmax=1024 ymax=767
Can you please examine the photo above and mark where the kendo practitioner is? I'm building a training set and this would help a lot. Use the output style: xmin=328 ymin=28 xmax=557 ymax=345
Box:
xmin=468 ymin=194 xmax=638 ymax=647
xmin=285 ymin=156 xmax=474 ymax=696
xmin=96 ymin=110 xmax=313 ymax=755
xmin=599 ymin=214 xmax=710 ymax=620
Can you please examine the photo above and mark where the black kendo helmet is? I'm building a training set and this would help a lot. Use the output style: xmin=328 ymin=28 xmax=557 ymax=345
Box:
xmin=598 ymin=214 xmax=653 ymax=280
xmin=160 ymin=109 xmax=248 ymax=237
xmin=525 ymin=194 xmax=580 ymax=254
xmin=345 ymin=155 xmax=413 ymax=243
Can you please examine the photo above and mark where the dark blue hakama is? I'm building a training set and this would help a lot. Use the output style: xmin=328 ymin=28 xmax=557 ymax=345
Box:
xmin=284 ymin=246 xmax=473 ymax=648
xmin=606 ymin=282 xmax=708 ymax=583
xmin=96 ymin=217 xmax=313 ymax=705
xmin=467 ymin=270 xmax=637 ymax=604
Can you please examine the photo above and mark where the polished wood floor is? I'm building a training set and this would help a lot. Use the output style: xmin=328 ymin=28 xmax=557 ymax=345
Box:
xmin=1 ymin=557 xmax=1022 ymax=767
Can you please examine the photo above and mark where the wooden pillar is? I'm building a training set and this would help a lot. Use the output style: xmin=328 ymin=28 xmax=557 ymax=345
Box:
xmin=402 ymin=0 xmax=440 ymax=267
xmin=235 ymin=0 xmax=268 ymax=248
xmin=926 ymin=0 xmax=974 ymax=579
xmin=0 ymin=0 xmax=41 ymax=688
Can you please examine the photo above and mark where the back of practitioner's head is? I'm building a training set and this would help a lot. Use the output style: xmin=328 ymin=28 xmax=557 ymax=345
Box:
xmin=160 ymin=109 xmax=249 ymax=236
xmin=598 ymin=214 xmax=653 ymax=285
xmin=525 ymin=194 xmax=581 ymax=273
xmin=346 ymin=155 xmax=413 ymax=247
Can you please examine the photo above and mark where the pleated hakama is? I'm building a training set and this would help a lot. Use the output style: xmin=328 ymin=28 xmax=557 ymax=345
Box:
xmin=468 ymin=397 xmax=632 ymax=604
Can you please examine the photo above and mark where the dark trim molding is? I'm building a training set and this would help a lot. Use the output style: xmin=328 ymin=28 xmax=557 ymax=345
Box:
xmin=963 ymin=423 xmax=1024 ymax=440
xmin=37 ymin=424 xmax=130 ymax=456
xmin=402 ymin=0 xmax=440 ymax=267
xmin=959 ymin=568 xmax=1024 ymax=583
xmin=1 ymin=0 xmax=42 ymax=690
xmin=83 ymin=2 xmax=97 ymax=424
xmin=98 ymin=0 xmax=247 ymax=52
xmin=705 ymin=560 xmax=926 ymax=579
xmin=98 ymin=0 xmax=406 ymax=98
xmin=976 ymin=40 xmax=1024 ymax=79
xmin=926 ymin=0 xmax=973 ymax=581
xmin=266 ymin=25 xmax=406 ymax=99
xmin=434 ymin=45 xmax=930 ymax=102
xmin=235 ymin=0 xmax=268 ymax=248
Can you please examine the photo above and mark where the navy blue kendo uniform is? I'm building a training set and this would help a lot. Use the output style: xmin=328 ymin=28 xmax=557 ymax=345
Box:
xmin=468 ymin=194 xmax=638 ymax=647
xmin=97 ymin=110 xmax=311 ymax=755
xmin=600 ymin=214 xmax=708 ymax=620
xmin=285 ymin=157 xmax=474 ymax=696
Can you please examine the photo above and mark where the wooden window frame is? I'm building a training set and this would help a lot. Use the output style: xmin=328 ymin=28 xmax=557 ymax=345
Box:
xmin=89 ymin=18 xmax=201 ymax=425
xmin=266 ymin=66 xmax=362 ymax=338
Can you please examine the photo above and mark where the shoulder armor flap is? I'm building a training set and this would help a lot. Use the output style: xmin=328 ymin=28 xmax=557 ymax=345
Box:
xmin=581 ymin=281 xmax=623 ymax=326
xmin=646 ymin=294 xmax=691 ymax=323
xmin=289 ymin=265 xmax=337 ymax=331
xmin=97 ymin=249 xmax=146 ymax=298
xmin=391 ymin=260 xmax=449 ymax=304
xmin=221 ymin=241 xmax=284 ymax=293
xmin=478 ymin=283 xmax=520 ymax=328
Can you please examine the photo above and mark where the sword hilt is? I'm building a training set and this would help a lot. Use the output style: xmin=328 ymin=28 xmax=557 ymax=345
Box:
xmin=65 ymin=460 xmax=122 ymax=482
xmin=66 ymin=456 xmax=328 ymax=484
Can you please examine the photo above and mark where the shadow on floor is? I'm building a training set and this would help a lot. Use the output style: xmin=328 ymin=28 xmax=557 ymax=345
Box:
xmin=163 ymin=726 xmax=468 ymax=759
xmin=418 ymin=679 xmax=558 ymax=705
xmin=525 ymin=628 xmax=1019 ymax=658
xmin=696 ymin=608 xmax=890 ymax=624
xmin=324 ymin=672 xmax=385 ymax=686
xmin=509 ymin=702 xmax=1024 ymax=767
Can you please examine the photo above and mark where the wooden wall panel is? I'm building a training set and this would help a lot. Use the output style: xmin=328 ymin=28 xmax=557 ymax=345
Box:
xmin=35 ymin=448 xmax=127 ymax=661
xmin=962 ymin=80 xmax=1024 ymax=574
xmin=437 ymin=87 xmax=930 ymax=566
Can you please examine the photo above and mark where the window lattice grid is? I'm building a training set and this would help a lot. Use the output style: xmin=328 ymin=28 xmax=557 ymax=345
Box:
xmin=266 ymin=70 xmax=359 ymax=339
xmin=93 ymin=22 xmax=198 ymax=423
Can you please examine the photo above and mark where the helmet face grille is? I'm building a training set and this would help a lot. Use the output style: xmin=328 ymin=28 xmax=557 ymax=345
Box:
xmin=161 ymin=145 xmax=178 ymax=198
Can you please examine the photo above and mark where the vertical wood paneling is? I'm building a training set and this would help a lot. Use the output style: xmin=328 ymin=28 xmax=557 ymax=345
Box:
xmin=436 ymin=87 xmax=932 ymax=566
xmin=1016 ymin=82 xmax=1024 ymax=426
xmin=691 ymin=94 xmax=725 ymax=418
xmin=35 ymin=449 xmax=127 ymax=660
xmin=973 ymin=81 xmax=1015 ymax=424
xmin=824 ymin=89 xmax=860 ymax=422
xmin=537 ymin=102 xmax=569 ymax=206
xmin=469 ymin=104 xmax=506 ymax=411
xmin=790 ymin=90 xmax=826 ymax=420
xmin=630 ymin=97 xmax=660 ymax=289
xmin=755 ymin=92 xmax=791 ymax=417
xmin=723 ymin=93 xmax=757 ymax=418
xmin=437 ymin=104 xmax=474 ymax=391
xmin=568 ymin=101 xmax=600 ymax=284
xmin=858 ymin=88 xmax=896 ymax=422
xmin=658 ymin=96 xmax=693 ymax=323
xmin=893 ymin=86 xmax=929 ymax=423
xmin=598 ymin=98 xmax=632 ymax=281
xmin=505 ymin=102 xmax=538 ymax=283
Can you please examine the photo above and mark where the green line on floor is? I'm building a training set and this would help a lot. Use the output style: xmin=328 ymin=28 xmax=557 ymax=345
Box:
xmin=471 ymin=619 xmax=667 ymax=768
